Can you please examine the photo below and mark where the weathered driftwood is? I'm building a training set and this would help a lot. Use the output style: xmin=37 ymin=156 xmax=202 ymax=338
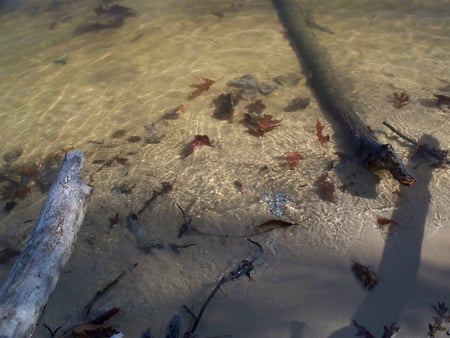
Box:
xmin=272 ymin=0 xmax=416 ymax=186
xmin=0 ymin=149 xmax=92 ymax=338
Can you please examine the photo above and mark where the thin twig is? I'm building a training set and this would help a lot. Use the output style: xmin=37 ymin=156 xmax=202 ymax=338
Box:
xmin=83 ymin=271 xmax=126 ymax=319
xmin=184 ymin=241 xmax=261 ymax=336
xmin=383 ymin=120 xmax=449 ymax=164
xmin=382 ymin=121 xmax=417 ymax=145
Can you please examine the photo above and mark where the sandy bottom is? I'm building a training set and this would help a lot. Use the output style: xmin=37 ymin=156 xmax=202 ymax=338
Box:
xmin=0 ymin=0 xmax=449 ymax=337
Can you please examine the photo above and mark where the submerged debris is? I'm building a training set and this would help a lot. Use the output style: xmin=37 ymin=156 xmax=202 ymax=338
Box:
xmin=63 ymin=307 xmax=121 ymax=338
xmin=272 ymin=73 xmax=301 ymax=87
xmin=427 ymin=302 xmax=450 ymax=337
xmin=181 ymin=135 xmax=212 ymax=158
xmin=242 ymin=113 xmax=281 ymax=137
xmin=315 ymin=119 xmax=330 ymax=146
xmin=127 ymin=135 xmax=142 ymax=143
xmin=260 ymin=189 xmax=293 ymax=217
xmin=351 ymin=260 xmax=378 ymax=291
xmin=284 ymin=97 xmax=310 ymax=112
xmin=377 ymin=217 xmax=398 ymax=233
xmin=305 ymin=7 xmax=335 ymax=34
xmin=74 ymin=4 xmax=136 ymax=35
xmin=3 ymin=148 xmax=23 ymax=163
xmin=136 ymin=181 xmax=174 ymax=216
xmin=352 ymin=320 xmax=399 ymax=338
xmin=281 ymin=151 xmax=304 ymax=169
xmin=111 ymin=129 xmax=127 ymax=139
xmin=161 ymin=104 xmax=185 ymax=120
xmin=352 ymin=320 xmax=375 ymax=338
xmin=227 ymin=74 xmax=259 ymax=90
xmin=245 ymin=99 xmax=266 ymax=114
xmin=188 ymin=77 xmax=215 ymax=100
xmin=434 ymin=94 xmax=450 ymax=110
xmin=183 ymin=239 xmax=262 ymax=337
xmin=168 ymin=243 xmax=196 ymax=255
xmin=227 ymin=74 xmax=280 ymax=95
xmin=382 ymin=120 xmax=449 ymax=166
xmin=315 ymin=171 xmax=335 ymax=202
xmin=213 ymin=92 xmax=239 ymax=120
xmin=127 ymin=213 xmax=143 ymax=246
xmin=392 ymin=92 xmax=410 ymax=109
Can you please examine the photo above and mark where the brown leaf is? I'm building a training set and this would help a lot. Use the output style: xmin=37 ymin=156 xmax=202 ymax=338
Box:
xmin=377 ymin=217 xmax=397 ymax=232
xmin=352 ymin=261 xmax=378 ymax=291
xmin=315 ymin=119 xmax=330 ymax=146
xmin=188 ymin=77 xmax=215 ymax=100
xmin=282 ymin=151 xmax=304 ymax=169
xmin=242 ymin=113 xmax=281 ymax=137
xmin=392 ymin=92 xmax=409 ymax=108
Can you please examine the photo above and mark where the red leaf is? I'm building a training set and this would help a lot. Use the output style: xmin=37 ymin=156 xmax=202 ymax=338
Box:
xmin=181 ymin=135 xmax=212 ymax=158
xmin=315 ymin=119 xmax=330 ymax=146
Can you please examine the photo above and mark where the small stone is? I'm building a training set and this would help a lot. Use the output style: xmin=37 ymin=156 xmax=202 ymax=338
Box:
xmin=227 ymin=74 xmax=259 ymax=90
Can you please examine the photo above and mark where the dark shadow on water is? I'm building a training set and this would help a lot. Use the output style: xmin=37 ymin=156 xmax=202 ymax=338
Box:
xmin=328 ymin=134 xmax=438 ymax=338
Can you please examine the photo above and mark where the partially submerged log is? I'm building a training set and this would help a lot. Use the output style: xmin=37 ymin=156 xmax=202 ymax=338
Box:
xmin=0 ymin=149 xmax=92 ymax=338
xmin=272 ymin=0 xmax=416 ymax=186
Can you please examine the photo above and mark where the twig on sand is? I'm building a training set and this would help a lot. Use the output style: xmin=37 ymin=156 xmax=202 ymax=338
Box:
xmin=183 ymin=239 xmax=263 ymax=337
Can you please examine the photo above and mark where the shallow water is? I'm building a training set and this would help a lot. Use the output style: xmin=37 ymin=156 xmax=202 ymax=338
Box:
xmin=0 ymin=0 xmax=449 ymax=337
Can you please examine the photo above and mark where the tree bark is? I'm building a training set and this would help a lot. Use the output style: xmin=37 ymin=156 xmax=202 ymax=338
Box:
xmin=0 ymin=149 xmax=93 ymax=338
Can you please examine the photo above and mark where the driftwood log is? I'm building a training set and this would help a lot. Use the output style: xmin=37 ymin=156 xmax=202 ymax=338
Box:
xmin=272 ymin=0 xmax=416 ymax=186
xmin=0 ymin=149 xmax=92 ymax=338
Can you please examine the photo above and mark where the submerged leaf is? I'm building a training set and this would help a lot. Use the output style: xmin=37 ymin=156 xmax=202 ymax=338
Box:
xmin=242 ymin=113 xmax=281 ymax=137
xmin=181 ymin=135 xmax=212 ymax=158
xmin=315 ymin=119 xmax=330 ymax=146
xmin=188 ymin=78 xmax=215 ymax=100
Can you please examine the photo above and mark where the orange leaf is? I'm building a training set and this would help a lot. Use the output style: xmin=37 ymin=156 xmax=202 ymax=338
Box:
xmin=188 ymin=77 xmax=215 ymax=100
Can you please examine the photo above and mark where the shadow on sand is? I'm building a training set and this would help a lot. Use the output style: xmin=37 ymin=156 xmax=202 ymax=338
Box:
xmin=328 ymin=134 xmax=439 ymax=337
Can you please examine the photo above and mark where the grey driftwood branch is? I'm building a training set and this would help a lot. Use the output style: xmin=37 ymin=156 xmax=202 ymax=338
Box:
xmin=272 ymin=0 xmax=416 ymax=185
xmin=0 ymin=149 xmax=93 ymax=338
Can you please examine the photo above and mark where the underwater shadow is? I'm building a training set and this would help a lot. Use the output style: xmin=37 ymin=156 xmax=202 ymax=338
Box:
xmin=328 ymin=134 xmax=438 ymax=338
